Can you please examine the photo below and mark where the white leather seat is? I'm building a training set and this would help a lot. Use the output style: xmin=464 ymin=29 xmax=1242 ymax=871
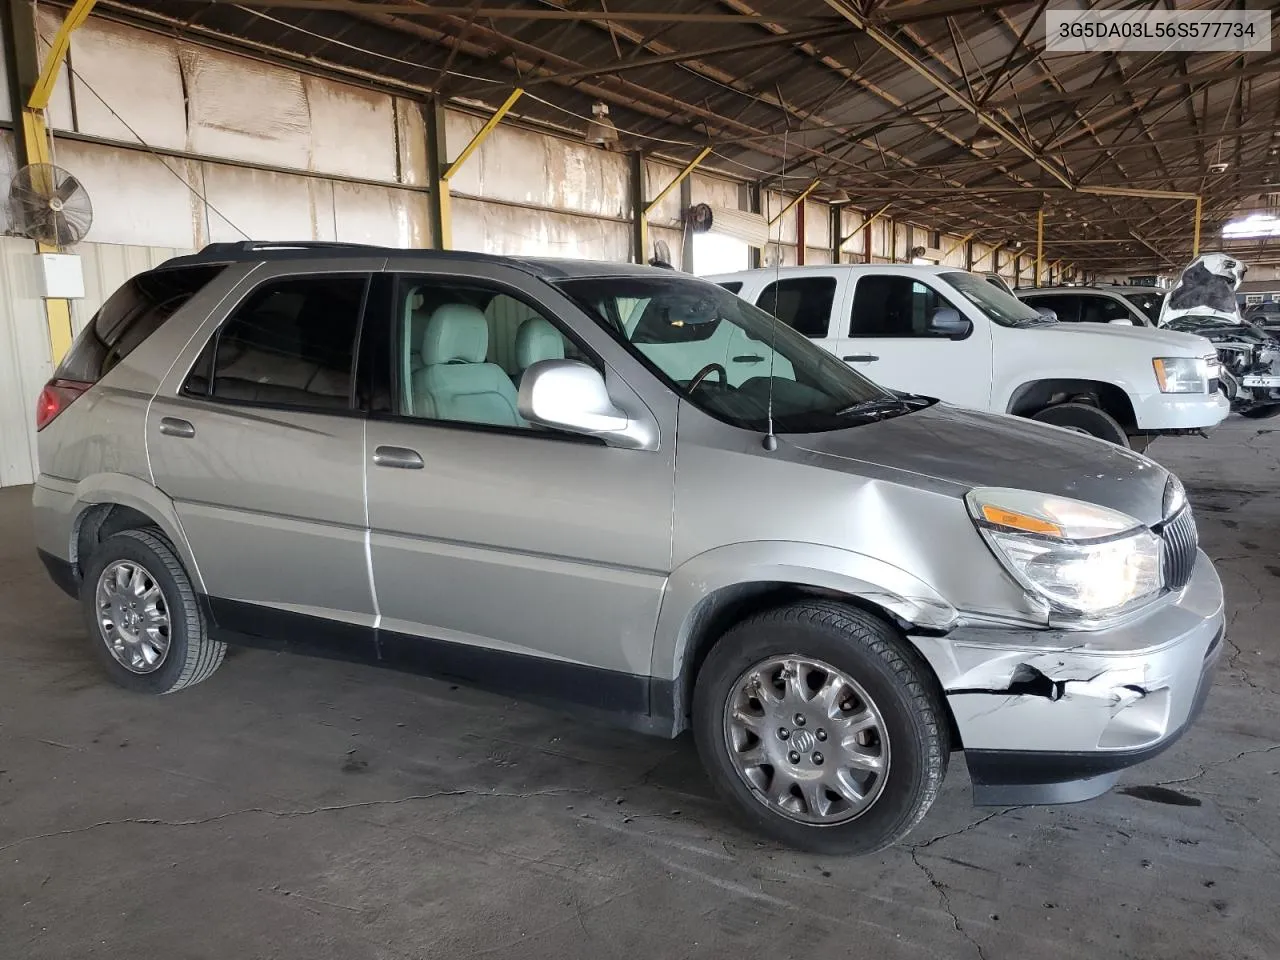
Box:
xmin=514 ymin=316 xmax=566 ymax=381
xmin=410 ymin=304 xmax=522 ymax=426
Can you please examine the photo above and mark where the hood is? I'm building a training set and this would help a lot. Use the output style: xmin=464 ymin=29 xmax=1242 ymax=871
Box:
xmin=1164 ymin=315 xmax=1277 ymax=347
xmin=1157 ymin=255 xmax=1246 ymax=327
xmin=1031 ymin=319 xmax=1209 ymax=355
xmin=791 ymin=403 xmax=1170 ymax=528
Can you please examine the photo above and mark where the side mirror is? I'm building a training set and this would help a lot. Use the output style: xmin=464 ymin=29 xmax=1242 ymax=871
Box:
xmin=929 ymin=307 xmax=973 ymax=340
xmin=1108 ymin=317 xmax=1134 ymax=326
xmin=1034 ymin=306 xmax=1058 ymax=320
xmin=518 ymin=359 xmax=655 ymax=449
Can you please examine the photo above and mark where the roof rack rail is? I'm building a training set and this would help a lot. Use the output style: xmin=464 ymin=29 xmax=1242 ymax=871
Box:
xmin=197 ymin=240 xmax=395 ymax=255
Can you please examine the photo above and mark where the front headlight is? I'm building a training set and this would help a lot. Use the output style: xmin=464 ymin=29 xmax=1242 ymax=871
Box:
xmin=967 ymin=487 xmax=1164 ymax=619
xmin=1153 ymin=356 xmax=1210 ymax=393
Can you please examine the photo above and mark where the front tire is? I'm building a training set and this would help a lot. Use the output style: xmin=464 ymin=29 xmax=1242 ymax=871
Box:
xmin=1030 ymin=402 xmax=1130 ymax=446
xmin=80 ymin=529 xmax=225 ymax=694
xmin=692 ymin=601 xmax=948 ymax=855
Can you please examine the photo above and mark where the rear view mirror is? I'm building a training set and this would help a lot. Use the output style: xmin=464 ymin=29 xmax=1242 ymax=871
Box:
xmin=929 ymin=307 xmax=973 ymax=340
xmin=518 ymin=359 xmax=655 ymax=449
xmin=1109 ymin=317 xmax=1134 ymax=326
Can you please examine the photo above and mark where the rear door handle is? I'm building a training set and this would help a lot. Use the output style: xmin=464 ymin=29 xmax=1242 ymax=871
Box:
xmin=159 ymin=417 xmax=195 ymax=438
xmin=842 ymin=354 xmax=879 ymax=363
xmin=373 ymin=445 xmax=424 ymax=470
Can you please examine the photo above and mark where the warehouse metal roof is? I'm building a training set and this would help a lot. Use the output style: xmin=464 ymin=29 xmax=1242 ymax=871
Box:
xmin=87 ymin=0 xmax=1280 ymax=270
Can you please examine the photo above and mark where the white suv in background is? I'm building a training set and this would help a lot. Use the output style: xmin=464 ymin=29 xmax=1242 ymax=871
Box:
xmin=1018 ymin=285 xmax=1167 ymax=327
xmin=707 ymin=264 xmax=1227 ymax=450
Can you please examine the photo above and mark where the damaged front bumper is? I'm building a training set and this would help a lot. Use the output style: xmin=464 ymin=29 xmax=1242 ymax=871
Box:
xmin=909 ymin=550 xmax=1224 ymax=805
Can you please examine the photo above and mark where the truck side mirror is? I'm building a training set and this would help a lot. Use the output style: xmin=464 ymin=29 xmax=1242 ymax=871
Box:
xmin=928 ymin=307 xmax=973 ymax=340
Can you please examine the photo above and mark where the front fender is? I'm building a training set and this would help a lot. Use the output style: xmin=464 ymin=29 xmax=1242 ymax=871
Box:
xmin=650 ymin=540 xmax=958 ymax=687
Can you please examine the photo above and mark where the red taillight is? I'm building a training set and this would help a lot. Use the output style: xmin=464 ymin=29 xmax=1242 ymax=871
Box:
xmin=35 ymin=379 xmax=91 ymax=431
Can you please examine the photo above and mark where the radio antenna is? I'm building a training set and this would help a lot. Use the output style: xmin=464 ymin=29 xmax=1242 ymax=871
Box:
xmin=762 ymin=127 xmax=788 ymax=452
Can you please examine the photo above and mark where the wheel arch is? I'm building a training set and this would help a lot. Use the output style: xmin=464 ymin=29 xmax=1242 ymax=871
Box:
xmin=68 ymin=474 xmax=204 ymax=593
xmin=650 ymin=543 xmax=958 ymax=737
xmin=1005 ymin=378 xmax=1138 ymax=429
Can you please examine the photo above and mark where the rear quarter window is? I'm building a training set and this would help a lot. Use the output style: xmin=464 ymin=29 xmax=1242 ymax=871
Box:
xmin=57 ymin=266 xmax=224 ymax=383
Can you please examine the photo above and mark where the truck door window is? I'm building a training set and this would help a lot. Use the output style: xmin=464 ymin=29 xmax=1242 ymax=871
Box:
xmin=1079 ymin=296 xmax=1131 ymax=324
xmin=849 ymin=275 xmax=960 ymax=337
xmin=755 ymin=277 xmax=836 ymax=338
xmin=1023 ymin=294 xmax=1080 ymax=323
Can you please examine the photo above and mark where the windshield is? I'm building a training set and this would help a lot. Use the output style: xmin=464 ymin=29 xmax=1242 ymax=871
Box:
xmin=556 ymin=275 xmax=910 ymax=433
xmin=941 ymin=271 xmax=1047 ymax=326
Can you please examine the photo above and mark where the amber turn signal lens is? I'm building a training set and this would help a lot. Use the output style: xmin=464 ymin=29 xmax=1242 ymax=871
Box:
xmin=979 ymin=504 xmax=1063 ymax=537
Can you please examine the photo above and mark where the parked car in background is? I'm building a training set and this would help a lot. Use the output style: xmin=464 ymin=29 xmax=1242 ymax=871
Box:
xmin=1243 ymin=301 xmax=1280 ymax=332
xmin=34 ymin=242 xmax=1223 ymax=855
xmin=1017 ymin=284 xmax=1167 ymax=327
xmin=708 ymin=264 xmax=1227 ymax=450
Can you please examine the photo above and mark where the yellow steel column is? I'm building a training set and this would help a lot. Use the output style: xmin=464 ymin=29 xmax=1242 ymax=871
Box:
xmin=433 ymin=88 xmax=524 ymax=250
xmin=1035 ymin=208 xmax=1045 ymax=288
xmin=20 ymin=0 xmax=99 ymax=363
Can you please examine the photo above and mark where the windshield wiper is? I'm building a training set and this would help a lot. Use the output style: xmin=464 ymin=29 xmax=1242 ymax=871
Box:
xmin=834 ymin=397 xmax=910 ymax=418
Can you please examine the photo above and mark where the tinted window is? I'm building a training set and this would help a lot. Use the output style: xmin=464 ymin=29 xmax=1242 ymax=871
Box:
xmin=392 ymin=278 xmax=590 ymax=430
xmin=1022 ymin=294 xmax=1080 ymax=323
xmin=756 ymin=277 xmax=835 ymax=337
xmin=1079 ymin=295 xmax=1132 ymax=324
xmin=941 ymin=271 xmax=1045 ymax=326
xmin=57 ymin=266 xmax=223 ymax=382
xmin=559 ymin=275 xmax=901 ymax=435
xmin=1122 ymin=290 xmax=1164 ymax=322
xmin=849 ymin=276 xmax=964 ymax=338
xmin=186 ymin=275 xmax=367 ymax=410
xmin=716 ymin=281 xmax=743 ymax=294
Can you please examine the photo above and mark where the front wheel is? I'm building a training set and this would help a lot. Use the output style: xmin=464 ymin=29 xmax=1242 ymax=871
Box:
xmin=1030 ymin=402 xmax=1130 ymax=446
xmin=692 ymin=601 xmax=948 ymax=855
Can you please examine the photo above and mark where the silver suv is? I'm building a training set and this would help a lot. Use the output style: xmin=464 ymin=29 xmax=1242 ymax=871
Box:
xmin=33 ymin=242 xmax=1224 ymax=854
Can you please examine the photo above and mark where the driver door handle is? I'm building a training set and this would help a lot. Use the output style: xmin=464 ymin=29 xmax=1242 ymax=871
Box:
xmin=373 ymin=445 xmax=424 ymax=470
xmin=159 ymin=417 xmax=196 ymax=438
xmin=843 ymin=354 xmax=879 ymax=362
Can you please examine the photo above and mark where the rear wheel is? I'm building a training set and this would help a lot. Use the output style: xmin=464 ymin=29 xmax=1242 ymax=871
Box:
xmin=80 ymin=529 xmax=224 ymax=694
xmin=1030 ymin=402 xmax=1130 ymax=446
xmin=693 ymin=601 xmax=948 ymax=855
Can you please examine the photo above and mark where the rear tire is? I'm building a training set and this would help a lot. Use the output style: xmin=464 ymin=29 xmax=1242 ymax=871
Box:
xmin=692 ymin=601 xmax=948 ymax=855
xmin=1030 ymin=402 xmax=1130 ymax=446
xmin=80 ymin=529 xmax=224 ymax=694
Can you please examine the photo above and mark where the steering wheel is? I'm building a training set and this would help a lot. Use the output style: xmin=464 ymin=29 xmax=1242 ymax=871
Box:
xmin=687 ymin=363 xmax=727 ymax=393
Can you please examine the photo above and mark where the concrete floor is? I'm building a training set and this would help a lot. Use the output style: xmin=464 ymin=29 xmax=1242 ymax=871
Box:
xmin=2 ymin=420 xmax=1278 ymax=960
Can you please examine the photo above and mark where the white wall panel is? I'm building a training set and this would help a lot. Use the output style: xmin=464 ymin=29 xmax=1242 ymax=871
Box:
xmin=0 ymin=238 xmax=52 ymax=487
xmin=804 ymin=201 xmax=831 ymax=248
xmin=763 ymin=192 xmax=798 ymax=244
xmin=650 ymin=226 xmax=684 ymax=271
xmin=839 ymin=208 xmax=864 ymax=259
xmin=54 ymin=139 xmax=200 ymax=249
xmin=199 ymin=163 xmax=317 ymax=242
xmin=452 ymin=197 xmax=629 ymax=261
xmin=690 ymin=173 xmax=739 ymax=211
xmin=447 ymin=111 xmax=630 ymax=219
xmin=645 ymin=160 xmax=682 ymax=226
xmin=181 ymin=46 xmax=312 ymax=170
xmin=0 ymin=131 xmax=17 ymax=235
xmin=396 ymin=99 xmax=428 ymax=186
xmin=331 ymin=181 xmax=429 ymax=248
xmin=304 ymin=75 xmax=396 ymax=183
xmin=805 ymin=247 xmax=833 ymax=265
xmin=69 ymin=17 xmax=186 ymax=149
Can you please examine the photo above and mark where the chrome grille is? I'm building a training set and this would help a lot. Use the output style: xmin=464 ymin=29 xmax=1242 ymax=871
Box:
xmin=1160 ymin=507 xmax=1198 ymax=591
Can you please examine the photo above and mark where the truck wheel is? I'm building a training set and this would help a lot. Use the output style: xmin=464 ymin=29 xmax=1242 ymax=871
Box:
xmin=79 ymin=529 xmax=225 ymax=694
xmin=1239 ymin=406 xmax=1280 ymax=420
xmin=1031 ymin=402 xmax=1129 ymax=446
xmin=692 ymin=601 xmax=948 ymax=855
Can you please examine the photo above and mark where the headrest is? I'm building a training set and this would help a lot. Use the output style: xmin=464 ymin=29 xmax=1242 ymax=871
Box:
xmin=421 ymin=304 xmax=488 ymax=364
xmin=409 ymin=291 xmax=425 ymax=311
xmin=515 ymin=316 xmax=565 ymax=371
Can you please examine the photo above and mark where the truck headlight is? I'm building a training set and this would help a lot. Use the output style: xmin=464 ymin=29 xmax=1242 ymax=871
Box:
xmin=967 ymin=487 xmax=1164 ymax=618
xmin=1153 ymin=357 xmax=1209 ymax=393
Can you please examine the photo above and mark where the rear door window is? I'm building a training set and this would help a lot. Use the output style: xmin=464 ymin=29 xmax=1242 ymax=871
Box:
xmin=1079 ymin=295 xmax=1132 ymax=324
xmin=1022 ymin=294 xmax=1080 ymax=323
xmin=56 ymin=266 xmax=224 ymax=382
xmin=755 ymin=277 xmax=835 ymax=338
xmin=184 ymin=275 xmax=368 ymax=411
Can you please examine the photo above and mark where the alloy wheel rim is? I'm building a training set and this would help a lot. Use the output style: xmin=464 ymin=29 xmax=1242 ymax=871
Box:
xmin=96 ymin=560 xmax=171 ymax=674
xmin=722 ymin=655 xmax=890 ymax=825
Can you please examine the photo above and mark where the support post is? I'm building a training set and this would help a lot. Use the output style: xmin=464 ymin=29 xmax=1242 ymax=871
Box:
xmin=1035 ymin=208 xmax=1045 ymax=288
xmin=1193 ymin=195 xmax=1203 ymax=258
xmin=427 ymin=87 xmax=523 ymax=251
xmin=965 ymin=239 xmax=974 ymax=272
xmin=796 ymin=196 xmax=806 ymax=266
xmin=747 ymin=182 xmax=762 ymax=269
xmin=939 ymin=231 xmax=973 ymax=264
xmin=680 ymin=175 xmax=694 ymax=272
xmin=636 ymin=146 xmax=710 ymax=265
xmin=830 ymin=206 xmax=842 ymax=264
xmin=631 ymin=151 xmax=647 ymax=265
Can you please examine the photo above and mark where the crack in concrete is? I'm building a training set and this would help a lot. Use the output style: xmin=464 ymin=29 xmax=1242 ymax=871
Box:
xmin=0 ymin=787 xmax=588 ymax=854
xmin=908 ymin=847 xmax=990 ymax=960
xmin=1157 ymin=743 xmax=1280 ymax=787
xmin=910 ymin=807 xmax=1022 ymax=849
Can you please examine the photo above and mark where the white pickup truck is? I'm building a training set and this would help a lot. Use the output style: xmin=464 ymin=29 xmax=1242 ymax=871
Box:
xmin=705 ymin=264 xmax=1228 ymax=449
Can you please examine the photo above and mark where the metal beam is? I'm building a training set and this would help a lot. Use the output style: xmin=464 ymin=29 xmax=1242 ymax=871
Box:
xmin=1015 ymin=59 xmax=1280 ymax=105
xmin=1193 ymin=195 xmax=1203 ymax=258
xmin=769 ymin=180 xmax=820 ymax=226
xmin=645 ymin=146 xmax=711 ymax=218
xmin=198 ymin=1 xmax=847 ymax=23
xmin=442 ymin=87 xmax=523 ymax=181
xmin=1035 ymin=208 xmax=1044 ymax=287
xmin=938 ymin=232 xmax=973 ymax=262
xmin=28 ymin=0 xmax=97 ymax=110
